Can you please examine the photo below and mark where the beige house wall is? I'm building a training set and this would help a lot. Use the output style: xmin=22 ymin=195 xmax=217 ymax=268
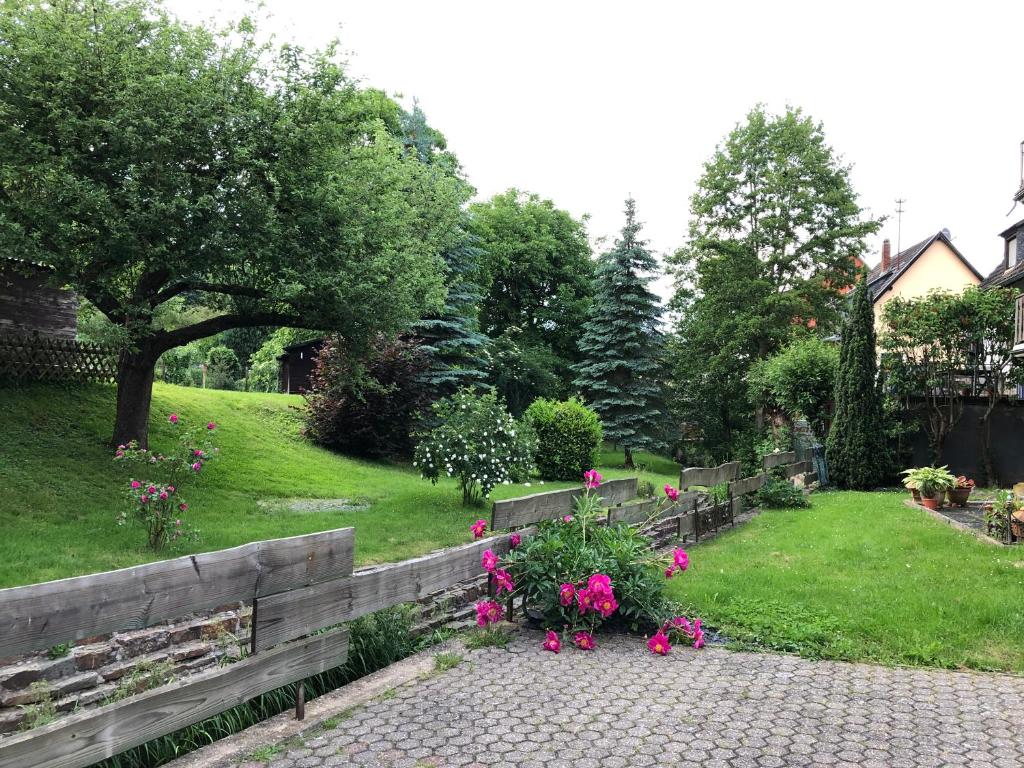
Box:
xmin=872 ymin=240 xmax=980 ymax=327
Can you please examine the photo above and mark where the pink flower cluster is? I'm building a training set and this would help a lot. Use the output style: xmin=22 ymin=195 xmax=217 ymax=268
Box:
xmin=475 ymin=600 xmax=505 ymax=627
xmin=583 ymin=469 xmax=603 ymax=490
xmin=664 ymin=484 xmax=680 ymax=502
xmin=558 ymin=573 xmax=618 ymax=619
xmin=480 ymin=548 xmax=517 ymax=595
xmin=541 ymin=629 xmax=597 ymax=653
xmin=470 ymin=519 xmax=487 ymax=539
xmin=664 ymin=548 xmax=689 ymax=578
xmin=648 ymin=616 xmax=705 ymax=655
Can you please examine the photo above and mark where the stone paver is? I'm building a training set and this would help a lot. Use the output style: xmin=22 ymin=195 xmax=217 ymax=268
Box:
xmin=264 ymin=630 xmax=1024 ymax=768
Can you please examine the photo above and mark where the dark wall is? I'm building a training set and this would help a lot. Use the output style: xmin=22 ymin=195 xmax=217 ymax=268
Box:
xmin=909 ymin=398 xmax=1024 ymax=485
xmin=278 ymin=340 xmax=323 ymax=394
xmin=0 ymin=264 xmax=77 ymax=339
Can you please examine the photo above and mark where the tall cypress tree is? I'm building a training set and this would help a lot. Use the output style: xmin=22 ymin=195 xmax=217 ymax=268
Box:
xmin=573 ymin=198 xmax=665 ymax=468
xmin=402 ymin=101 xmax=488 ymax=397
xmin=825 ymin=282 xmax=889 ymax=488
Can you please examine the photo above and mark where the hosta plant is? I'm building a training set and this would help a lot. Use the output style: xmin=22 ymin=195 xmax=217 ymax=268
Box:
xmin=472 ymin=471 xmax=705 ymax=655
xmin=114 ymin=413 xmax=219 ymax=549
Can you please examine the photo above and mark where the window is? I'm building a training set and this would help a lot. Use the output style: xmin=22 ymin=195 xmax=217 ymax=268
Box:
xmin=1009 ymin=236 xmax=1018 ymax=267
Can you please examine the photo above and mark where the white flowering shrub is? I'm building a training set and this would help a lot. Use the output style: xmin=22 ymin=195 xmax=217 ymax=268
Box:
xmin=414 ymin=389 xmax=536 ymax=506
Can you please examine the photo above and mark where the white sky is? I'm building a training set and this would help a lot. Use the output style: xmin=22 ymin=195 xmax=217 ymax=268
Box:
xmin=168 ymin=0 xmax=1024 ymax=298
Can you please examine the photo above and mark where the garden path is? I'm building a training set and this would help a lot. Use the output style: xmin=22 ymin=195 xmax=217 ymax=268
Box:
xmin=253 ymin=629 xmax=1024 ymax=768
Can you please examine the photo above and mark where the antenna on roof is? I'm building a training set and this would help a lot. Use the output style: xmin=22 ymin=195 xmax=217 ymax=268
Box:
xmin=1009 ymin=140 xmax=1024 ymax=216
xmin=895 ymin=198 xmax=906 ymax=255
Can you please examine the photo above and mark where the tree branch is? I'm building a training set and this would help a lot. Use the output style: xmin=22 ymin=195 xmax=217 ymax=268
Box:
xmin=153 ymin=311 xmax=310 ymax=354
xmin=150 ymin=281 xmax=269 ymax=307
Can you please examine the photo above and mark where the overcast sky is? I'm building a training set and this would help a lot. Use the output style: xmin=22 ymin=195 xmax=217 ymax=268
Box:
xmin=168 ymin=0 xmax=1024 ymax=297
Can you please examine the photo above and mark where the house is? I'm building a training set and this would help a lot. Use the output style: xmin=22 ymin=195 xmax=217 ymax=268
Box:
xmin=277 ymin=338 xmax=324 ymax=394
xmin=866 ymin=230 xmax=983 ymax=326
xmin=980 ymin=219 xmax=1024 ymax=358
xmin=0 ymin=258 xmax=78 ymax=339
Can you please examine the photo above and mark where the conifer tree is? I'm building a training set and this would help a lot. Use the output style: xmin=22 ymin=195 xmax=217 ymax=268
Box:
xmin=402 ymin=100 xmax=488 ymax=396
xmin=573 ymin=198 xmax=665 ymax=468
xmin=825 ymin=282 xmax=889 ymax=488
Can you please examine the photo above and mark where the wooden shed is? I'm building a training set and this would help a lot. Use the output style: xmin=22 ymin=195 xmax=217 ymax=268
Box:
xmin=0 ymin=259 xmax=78 ymax=339
xmin=277 ymin=338 xmax=324 ymax=394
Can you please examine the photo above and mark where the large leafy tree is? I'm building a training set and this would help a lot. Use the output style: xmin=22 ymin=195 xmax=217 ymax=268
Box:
xmin=573 ymin=198 xmax=665 ymax=468
xmin=826 ymin=283 xmax=889 ymax=488
xmin=469 ymin=189 xmax=594 ymax=401
xmin=0 ymin=0 xmax=467 ymax=446
xmin=669 ymin=105 xmax=880 ymax=459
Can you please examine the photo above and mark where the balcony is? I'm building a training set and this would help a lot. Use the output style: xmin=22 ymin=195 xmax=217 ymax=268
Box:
xmin=1015 ymin=293 xmax=1024 ymax=354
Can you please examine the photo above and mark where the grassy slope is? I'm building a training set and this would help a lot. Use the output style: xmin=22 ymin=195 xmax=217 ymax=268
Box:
xmin=668 ymin=490 xmax=1024 ymax=672
xmin=0 ymin=383 xmax=679 ymax=588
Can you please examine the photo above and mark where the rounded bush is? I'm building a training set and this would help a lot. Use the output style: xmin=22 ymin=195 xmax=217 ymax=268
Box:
xmin=524 ymin=397 xmax=603 ymax=481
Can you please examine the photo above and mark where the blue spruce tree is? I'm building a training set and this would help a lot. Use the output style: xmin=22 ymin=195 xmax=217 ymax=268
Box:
xmin=573 ymin=198 xmax=666 ymax=468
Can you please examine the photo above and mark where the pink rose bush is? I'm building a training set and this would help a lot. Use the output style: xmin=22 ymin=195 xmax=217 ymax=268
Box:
xmin=470 ymin=470 xmax=706 ymax=656
xmin=114 ymin=413 xmax=219 ymax=549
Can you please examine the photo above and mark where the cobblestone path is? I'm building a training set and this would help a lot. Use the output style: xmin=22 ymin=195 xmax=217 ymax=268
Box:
xmin=261 ymin=630 xmax=1024 ymax=768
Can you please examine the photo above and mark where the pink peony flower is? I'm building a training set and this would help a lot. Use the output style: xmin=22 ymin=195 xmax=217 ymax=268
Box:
xmin=664 ymin=566 xmax=676 ymax=578
xmin=671 ymin=616 xmax=693 ymax=634
xmin=470 ymin=519 xmax=487 ymax=539
xmin=494 ymin=569 xmax=515 ymax=595
xmin=576 ymin=587 xmax=595 ymax=614
xmin=178 ymin=503 xmax=188 ymax=512
xmin=673 ymin=548 xmax=689 ymax=572
xmin=583 ymin=469 xmax=604 ymax=489
xmin=147 ymin=485 xmax=156 ymax=494
xmin=692 ymin=627 xmax=705 ymax=649
xmin=191 ymin=461 xmax=202 ymax=472
xmin=587 ymin=573 xmax=612 ymax=593
xmin=542 ymin=630 xmax=561 ymax=653
xmin=167 ymin=485 xmax=175 ymax=494
xmin=481 ymin=549 xmax=499 ymax=573
xmin=175 ymin=519 xmax=182 ymax=526
xmin=664 ymin=484 xmax=680 ymax=502
xmin=559 ymin=583 xmax=575 ymax=607
xmin=509 ymin=533 xmax=522 ymax=549
xmin=140 ymin=494 xmax=150 ymax=504
xmin=475 ymin=600 xmax=505 ymax=627
xmin=193 ymin=449 xmax=204 ymax=457
xmin=115 ymin=450 xmax=124 ymax=458
xmin=574 ymin=631 xmax=596 ymax=651
xmin=647 ymin=631 xmax=671 ymax=655
xmin=117 ymin=444 xmax=126 ymax=451
xmin=206 ymin=421 xmax=216 ymax=430
xmin=596 ymin=594 xmax=619 ymax=618
xmin=159 ymin=491 xmax=169 ymax=501
xmin=130 ymin=480 xmax=141 ymax=490
xmin=168 ymin=413 xmax=179 ymax=424
xmin=562 ymin=515 xmax=574 ymax=523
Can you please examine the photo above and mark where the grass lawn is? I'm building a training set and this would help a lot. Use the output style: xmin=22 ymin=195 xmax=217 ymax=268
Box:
xmin=668 ymin=490 xmax=1024 ymax=673
xmin=0 ymin=383 xmax=679 ymax=588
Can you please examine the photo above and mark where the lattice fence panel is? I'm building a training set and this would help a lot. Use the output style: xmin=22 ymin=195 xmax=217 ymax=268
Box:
xmin=0 ymin=332 xmax=120 ymax=384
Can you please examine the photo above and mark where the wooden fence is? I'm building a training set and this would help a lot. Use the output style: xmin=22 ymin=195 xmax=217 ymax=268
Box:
xmin=0 ymin=331 xmax=120 ymax=384
xmin=0 ymin=478 xmax=659 ymax=768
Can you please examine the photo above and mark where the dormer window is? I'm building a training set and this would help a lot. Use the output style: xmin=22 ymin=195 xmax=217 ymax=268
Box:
xmin=1009 ymin=235 xmax=1019 ymax=268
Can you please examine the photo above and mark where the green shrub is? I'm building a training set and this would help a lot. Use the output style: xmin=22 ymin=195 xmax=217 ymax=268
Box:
xmin=523 ymin=397 xmax=602 ymax=481
xmin=755 ymin=477 xmax=809 ymax=509
xmin=414 ymin=389 xmax=536 ymax=505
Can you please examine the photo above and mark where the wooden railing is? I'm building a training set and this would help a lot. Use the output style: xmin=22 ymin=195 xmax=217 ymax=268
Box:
xmin=0 ymin=478 xmax=652 ymax=768
xmin=0 ymin=331 xmax=120 ymax=384
xmin=1014 ymin=293 xmax=1024 ymax=349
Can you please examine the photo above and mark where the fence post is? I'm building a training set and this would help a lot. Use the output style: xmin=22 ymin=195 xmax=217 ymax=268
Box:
xmin=693 ymin=496 xmax=701 ymax=543
xmin=295 ymin=681 xmax=305 ymax=721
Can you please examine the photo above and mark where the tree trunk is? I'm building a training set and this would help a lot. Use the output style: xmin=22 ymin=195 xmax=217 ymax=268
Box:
xmin=113 ymin=348 xmax=158 ymax=448
xmin=624 ymin=446 xmax=634 ymax=470
xmin=979 ymin=403 xmax=998 ymax=487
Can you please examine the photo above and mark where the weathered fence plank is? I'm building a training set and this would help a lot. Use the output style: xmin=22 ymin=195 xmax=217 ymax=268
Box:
xmin=608 ymin=498 xmax=658 ymax=525
xmin=679 ymin=462 xmax=740 ymax=489
xmin=0 ymin=628 xmax=349 ymax=768
xmin=762 ymin=451 xmax=797 ymax=470
xmin=728 ymin=474 xmax=766 ymax=497
xmin=252 ymin=534 xmax=515 ymax=652
xmin=783 ymin=460 xmax=813 ymax=479
xmin=491 ymin=478 xmax=637 ymax=529
xmin=0 ymin=528 xmax=354 ymax=657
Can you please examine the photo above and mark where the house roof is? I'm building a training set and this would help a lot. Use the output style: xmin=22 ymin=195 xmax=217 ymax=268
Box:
xmin=865 ymin=231 xmax=982 ymax=302
xmin=980 ymin=218 xmax=1024 ymax=291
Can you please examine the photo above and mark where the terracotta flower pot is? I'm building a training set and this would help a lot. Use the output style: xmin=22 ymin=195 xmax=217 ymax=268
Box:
xmin=910 ymin=489 xmax=921 ymax=503
xmin=920 ymin=495 xmax=940 ymax=511
xmin=947 ymin=488 xmax=971 ymax=507
xmin=1011 ymin=511 xmax=1024 ymax=540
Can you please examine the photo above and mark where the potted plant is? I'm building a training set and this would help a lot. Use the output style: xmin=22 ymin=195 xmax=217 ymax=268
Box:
xmin=900 ymin=471 xmax=922 ymax=503
xmin=947 ymin=476 xmax=975 ymax=508
xmin=902 ymin=466 xmax=956 ymax=510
